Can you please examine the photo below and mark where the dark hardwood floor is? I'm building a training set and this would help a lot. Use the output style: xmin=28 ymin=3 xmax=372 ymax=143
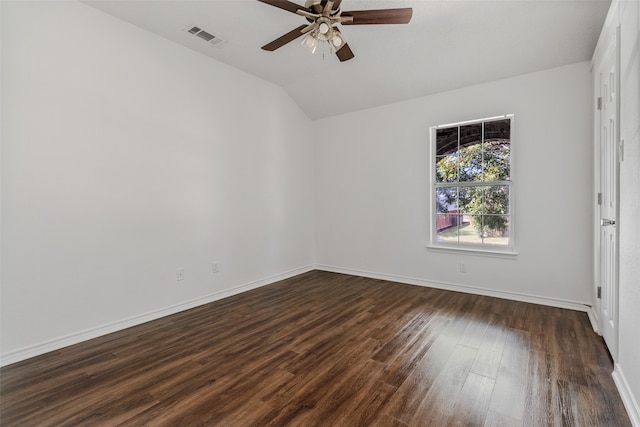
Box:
xmin=0 ymin=270 xmax=631 ymax=426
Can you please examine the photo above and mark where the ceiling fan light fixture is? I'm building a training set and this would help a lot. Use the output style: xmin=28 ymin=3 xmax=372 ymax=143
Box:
xmin=301 ymin=32 xmax=318 ymax=53
xmin=314 ymin=18 xmax=333 ymax=41
xmin=318 ymin=22 xmax=330 ymax=35
xmin=331 ymin=31 xmax=344 ymax=48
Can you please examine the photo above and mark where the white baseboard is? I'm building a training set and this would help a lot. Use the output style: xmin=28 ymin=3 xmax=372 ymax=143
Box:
xmin=0 ymin=265 xmax=315 ymax=367
xmin=613 ymin=364 xmax=640 ymax=427
xmin=315 ymin=264 xmax=592 ymax=313
xmin=587 ymin=306 xmax=600 ymax=334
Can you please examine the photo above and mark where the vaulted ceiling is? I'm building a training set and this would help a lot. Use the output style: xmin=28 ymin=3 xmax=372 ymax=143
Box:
xmin=84 ymin=0 xmax=610 ymax=119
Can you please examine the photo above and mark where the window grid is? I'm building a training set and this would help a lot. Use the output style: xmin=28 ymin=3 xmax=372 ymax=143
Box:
xmin=431 ymin=115 xmax=513 ymax=251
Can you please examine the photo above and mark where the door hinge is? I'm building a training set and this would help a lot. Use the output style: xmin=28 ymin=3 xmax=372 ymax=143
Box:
xmin=597 ymin=97 xmax=602 ymax=110
xmin=597 ymin=286 xmax=602 ymax=299
xmin=597 ymin=193 xmax=602 ymax=205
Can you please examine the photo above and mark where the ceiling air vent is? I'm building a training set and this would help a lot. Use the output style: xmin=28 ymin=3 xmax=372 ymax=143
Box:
xmin=185 ymin=26 xmax=225 ymax=47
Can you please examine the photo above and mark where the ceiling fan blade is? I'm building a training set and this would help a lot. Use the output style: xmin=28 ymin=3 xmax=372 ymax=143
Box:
xmin=333 ymin=0 xmax=342 ymax=10
xmin=335 ymin=43 xmax=354 ymax=62
xmin=341 ymin=8 xmax=413 ymax=25
xmin=261 ymin=25 xmax=308 ymax=51
xmin=257 ymin=0 xmax=311 ymax=15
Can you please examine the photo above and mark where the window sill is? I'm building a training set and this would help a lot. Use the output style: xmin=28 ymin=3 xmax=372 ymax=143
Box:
xmin=426 ymin=244 xmax=518 ymax=259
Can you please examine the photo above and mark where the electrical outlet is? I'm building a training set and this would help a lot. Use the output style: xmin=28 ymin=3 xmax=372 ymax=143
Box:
xmin=212 ymin=263 xmax=219 ymax=274
xmin=459 ymin=263 xmax=467 ymax=273
xmin=176 ymin=268 xmax=185 ymax=281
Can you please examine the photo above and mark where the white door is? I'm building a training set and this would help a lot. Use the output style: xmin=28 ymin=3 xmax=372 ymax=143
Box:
xmin=597 ymin=29 xmax=620 ymax=360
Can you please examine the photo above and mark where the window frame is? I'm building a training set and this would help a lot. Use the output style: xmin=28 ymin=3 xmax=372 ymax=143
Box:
xmin=427 ymin=114 xmax=517 ymax=257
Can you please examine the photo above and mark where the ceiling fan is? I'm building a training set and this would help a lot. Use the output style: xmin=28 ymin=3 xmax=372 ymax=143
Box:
xmin=257 ymin=0 xmax=413 ymax=62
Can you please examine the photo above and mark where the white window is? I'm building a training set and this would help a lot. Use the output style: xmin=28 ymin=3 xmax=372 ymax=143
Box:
xmin=429 ymin=115 xmax=515 ymax=254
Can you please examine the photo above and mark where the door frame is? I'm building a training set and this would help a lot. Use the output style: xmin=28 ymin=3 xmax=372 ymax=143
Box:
xmin=592 ymin=23 xmax=621 ymax=361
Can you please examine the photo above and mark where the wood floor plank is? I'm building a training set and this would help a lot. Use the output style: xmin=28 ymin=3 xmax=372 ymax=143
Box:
xmin=288 ymin=358 xmax=388 ymax=426
xmin=372 ymin=310 xmax=435 ymax=363
xmin=255 ymin=337 xmax=382 ymax=425
xmin=524 ymin=349 xmax=558 ymax=426
xmin=379 ymin=315 xmax=450 ymax=388
xmin=450 ymin=372 xmax=496 ymax=426
xmin=332 ymin=379 xmax=398 ymax=426
xmin=488 ymin=328 xmax=531 ymax=421
xmin=407 ymin=344 xmax=479 ymax=426
xmin=470 ymin=317 xmax=509 ymax=379
xmin=382 ymin=313 xmax=471 ymax=423
xmin=0 ymin=270 xmax=631 ymax=426
xmin=484 ymin=410 xmax=523 ymax=427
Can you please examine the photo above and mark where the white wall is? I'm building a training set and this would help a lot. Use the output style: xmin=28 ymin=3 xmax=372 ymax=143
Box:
xmin=612 ymin=0 xmax=640 ymax=424
xmin=315 ymin=62 xmax=594 ymax=306
xmin=1 ymin=1 xmax=315 ymax=364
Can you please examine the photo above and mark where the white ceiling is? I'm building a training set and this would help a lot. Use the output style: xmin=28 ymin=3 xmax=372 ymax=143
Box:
xmin=84 ymin=0 xmax=610 ymax=119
